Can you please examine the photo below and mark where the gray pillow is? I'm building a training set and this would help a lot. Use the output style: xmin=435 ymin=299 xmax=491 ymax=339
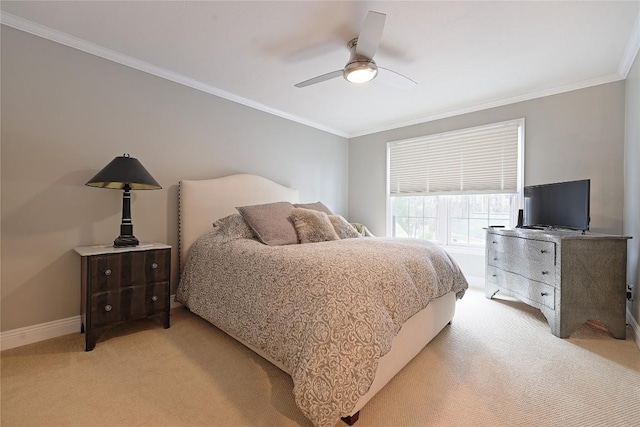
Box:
xmin=290 ymin=208 xmax=339 ymax=244
xmin=293 ymin=201 xmax=334 ymax=215
xmin=329 ymin=215 xmax=362 ymax=239
xmin=236 ymin=202 xmax=298 ymax=246
xmin=213 ymin=213 xmax=255 ymax=242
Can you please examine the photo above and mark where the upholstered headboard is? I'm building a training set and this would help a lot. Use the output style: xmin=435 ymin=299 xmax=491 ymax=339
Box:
xmin=179 ymin=174 xmax=299 ymax=271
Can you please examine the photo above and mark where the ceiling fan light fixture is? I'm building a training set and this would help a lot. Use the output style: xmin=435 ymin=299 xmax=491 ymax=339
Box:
xmin=344 ymin=61 xmax=378 ymax=83
xmin=293 ymin=12 xmax=415 ymax=89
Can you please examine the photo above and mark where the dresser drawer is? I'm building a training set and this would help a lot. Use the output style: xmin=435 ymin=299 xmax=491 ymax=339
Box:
xmin=90 ymin=281 xmax=169 ymax=328
xmin=488 ymin=248 xmax=556 ymax=285
xmin=487 ymin=234 xmax=555 ymax=265
xmin=89 ymin=249 xmax=170 ymax=292
xmin=486 ymin=266 xmax=555 ymax=310
xmin=485 ymin=230 xmax=631 ymax=339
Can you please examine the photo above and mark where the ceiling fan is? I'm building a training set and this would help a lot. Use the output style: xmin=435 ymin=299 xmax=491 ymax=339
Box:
xmin=294 ymin=11 xmax=417 ymax=90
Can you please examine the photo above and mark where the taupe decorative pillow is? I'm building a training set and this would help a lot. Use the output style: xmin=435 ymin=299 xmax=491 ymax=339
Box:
xmin=290 ymin=207 xmax=339 ymax=244
xmin=293 ymin=201 xmax=334 ymax=215
xmin=236 ymin=202 xmax=298 ymax=246
xmin=329 ymin=215 xmax=362 ymax=239
xmin=213 ymin=213 xmax=255 ymax=242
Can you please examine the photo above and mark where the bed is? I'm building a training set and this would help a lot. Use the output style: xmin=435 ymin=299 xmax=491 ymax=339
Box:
xmin=177 ymin=174 xmax=468 ymax=427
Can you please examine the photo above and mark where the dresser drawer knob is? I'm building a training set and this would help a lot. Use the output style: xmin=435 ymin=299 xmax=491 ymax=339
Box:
xmin=541 ymin=292 xmax=548 ymax=297
xmin=493 ymin=257 xmax=498 ymax=261
xmin=492 ymin=240 xmax=497 ymax=244
xmin=151 ymin=295 xmax=158 ymax=302
xmin=151 ymin=263 xmax=158 ymax=269
xmin=104 ymin=304 xmax=113 ymax=312
xmin=104 ymin=269 xmax=112 ymax=276
xmin=541 ymin=271 xmax=549 ymax=275
xmin=540 ymin=250 xmax=547 ymax=254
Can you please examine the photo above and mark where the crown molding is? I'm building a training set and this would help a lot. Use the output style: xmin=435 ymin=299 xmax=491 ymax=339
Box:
xmin=349 ymin=73 xmax=625 ymax=138
xmin=2 ymin=11 xmax=636 ymax=140
xmin=0 ymin=13 xmax=348 ymax=138
xmin=619 ymin=12 xmax=640 ymax=78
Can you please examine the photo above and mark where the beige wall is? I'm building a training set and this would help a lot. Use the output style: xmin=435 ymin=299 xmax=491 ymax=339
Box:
xmin=624 ymin=51 xmax=640 ymax=329
xmin=348 ymin=81 xmax=626 ymax=282
xmin=348 ymin=81 xmax=627 ymax=237
xmin=2 ymin=22 xmax=635 ymax=338
xmin=1 ymin=27 xmax=349 ymax=331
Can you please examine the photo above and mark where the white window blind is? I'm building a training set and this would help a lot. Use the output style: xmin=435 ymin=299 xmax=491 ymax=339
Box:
xmin=389 ymin=120 xmax=521 ymax=196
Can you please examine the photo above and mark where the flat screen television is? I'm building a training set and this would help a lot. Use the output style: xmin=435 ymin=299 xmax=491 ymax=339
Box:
xmin=523 ymin=179 xmax=590 ymax=231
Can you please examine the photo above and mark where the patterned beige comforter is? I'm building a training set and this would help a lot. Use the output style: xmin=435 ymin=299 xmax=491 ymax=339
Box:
xmin=177 ymin=229 xmax=468 ymax=427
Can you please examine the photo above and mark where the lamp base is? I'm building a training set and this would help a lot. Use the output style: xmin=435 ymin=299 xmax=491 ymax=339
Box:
xmin=113 ymin=235 xmax=139 ymax=247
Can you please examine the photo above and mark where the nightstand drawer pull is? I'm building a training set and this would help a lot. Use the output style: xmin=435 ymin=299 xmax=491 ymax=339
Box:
xmin=151 ymin=263 xmax=158 ymax=269
xmin=104 ymin=304 xmax=113 ymax=312
xmin=104 ymin=269 xmax=112 ymax=276
xmin=541 ymin=271 xmax=549 ymax=275
xmin=540 ymin=250 xmax=547 ymax=254
xmin=541 ymin=292 xmax=549 ymax=297
xmin=151 ymin=295 xmax=159 ymax=302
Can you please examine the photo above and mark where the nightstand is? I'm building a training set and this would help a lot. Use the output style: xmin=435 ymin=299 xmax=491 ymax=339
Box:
xmin=74 ymin=243 xmax=171 ymax=351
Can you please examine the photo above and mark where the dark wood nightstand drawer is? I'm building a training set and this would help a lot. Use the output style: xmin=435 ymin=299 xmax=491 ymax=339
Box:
xmin=89 ymin=249 xmax=170 ymax=292
xmin=75 ymin=243 xmax=171 ymax=351
xmin=90 ymin=282 xmax=169 ymax=328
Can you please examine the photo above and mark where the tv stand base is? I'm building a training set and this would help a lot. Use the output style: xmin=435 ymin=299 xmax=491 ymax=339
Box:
xmin=485 ymin=228 xmax=629 ymax=339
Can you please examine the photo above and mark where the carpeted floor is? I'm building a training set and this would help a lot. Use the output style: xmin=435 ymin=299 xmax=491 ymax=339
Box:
xmin=1 ymin=288 xmax=639 ymax=427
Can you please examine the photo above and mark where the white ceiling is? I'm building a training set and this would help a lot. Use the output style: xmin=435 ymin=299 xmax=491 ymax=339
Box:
xmin=2 ymin=1 xmax=639 ymax=138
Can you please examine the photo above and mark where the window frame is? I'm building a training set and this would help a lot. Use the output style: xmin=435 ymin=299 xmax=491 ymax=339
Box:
xmin=386 ymin=119 xmax=525 ymax=248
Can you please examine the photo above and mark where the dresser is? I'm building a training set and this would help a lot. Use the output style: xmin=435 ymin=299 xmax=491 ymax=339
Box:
xmin=74 ymin=243 xmax=171 ymax=351
xmin=485 ymin=228 xmax=629 ymax=339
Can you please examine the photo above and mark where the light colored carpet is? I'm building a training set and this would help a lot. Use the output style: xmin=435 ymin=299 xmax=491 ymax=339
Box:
xmin=1 ymin=288 xmax=639 ymax=427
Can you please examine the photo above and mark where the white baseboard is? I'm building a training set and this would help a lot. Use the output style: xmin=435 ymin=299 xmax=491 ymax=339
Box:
xmin=465 ymin=275 xmax=485 ymax=289
xmin=170 ymin=294 xmax=182 ymax=309
xmin=1 ymin=315 xmax=82 ymax=351
xmin=627 ymin=308 xmax=640 ymax=350
xmin=3 ymin=293 xmax=633 ymax=352
xmin=2 ymin=295 xmax=181 ymax=351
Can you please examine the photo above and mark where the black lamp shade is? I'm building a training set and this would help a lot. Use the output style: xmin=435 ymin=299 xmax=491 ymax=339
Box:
xmin=86 ymin=154 xmax=161 ymax=247
xmin=86 ymin=154 xmax=161 ymax=190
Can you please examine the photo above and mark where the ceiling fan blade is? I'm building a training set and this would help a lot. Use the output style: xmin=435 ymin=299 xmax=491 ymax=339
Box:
xmin=377 ymin=67 xmax=418 ymax=91
xmin=294 ymin=70 xmax=343 ymax=88
xmin=355 ymin=11 xmax=386 ymax=59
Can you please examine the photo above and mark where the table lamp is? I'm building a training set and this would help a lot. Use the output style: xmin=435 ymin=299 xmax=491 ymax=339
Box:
xmin=86 ymin=153 xmax=161 ymax=247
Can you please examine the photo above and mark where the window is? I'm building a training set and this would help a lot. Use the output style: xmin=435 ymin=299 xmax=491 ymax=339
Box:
xmin=387 ymin=119 xmax=524 ymax=248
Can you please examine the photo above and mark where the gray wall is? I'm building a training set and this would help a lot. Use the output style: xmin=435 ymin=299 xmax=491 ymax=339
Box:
xmin=1 ymin=23 xmax=634 ymax=336
xmin=349 ymin=82 xmax=627 ymax=238
xmin=349 ymin=81 xmax=626 ymax=282
xmin=1 ymin=27 xmax=348 ymax=331
xmin=624 ymin=52 xmax=640 ymax=329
